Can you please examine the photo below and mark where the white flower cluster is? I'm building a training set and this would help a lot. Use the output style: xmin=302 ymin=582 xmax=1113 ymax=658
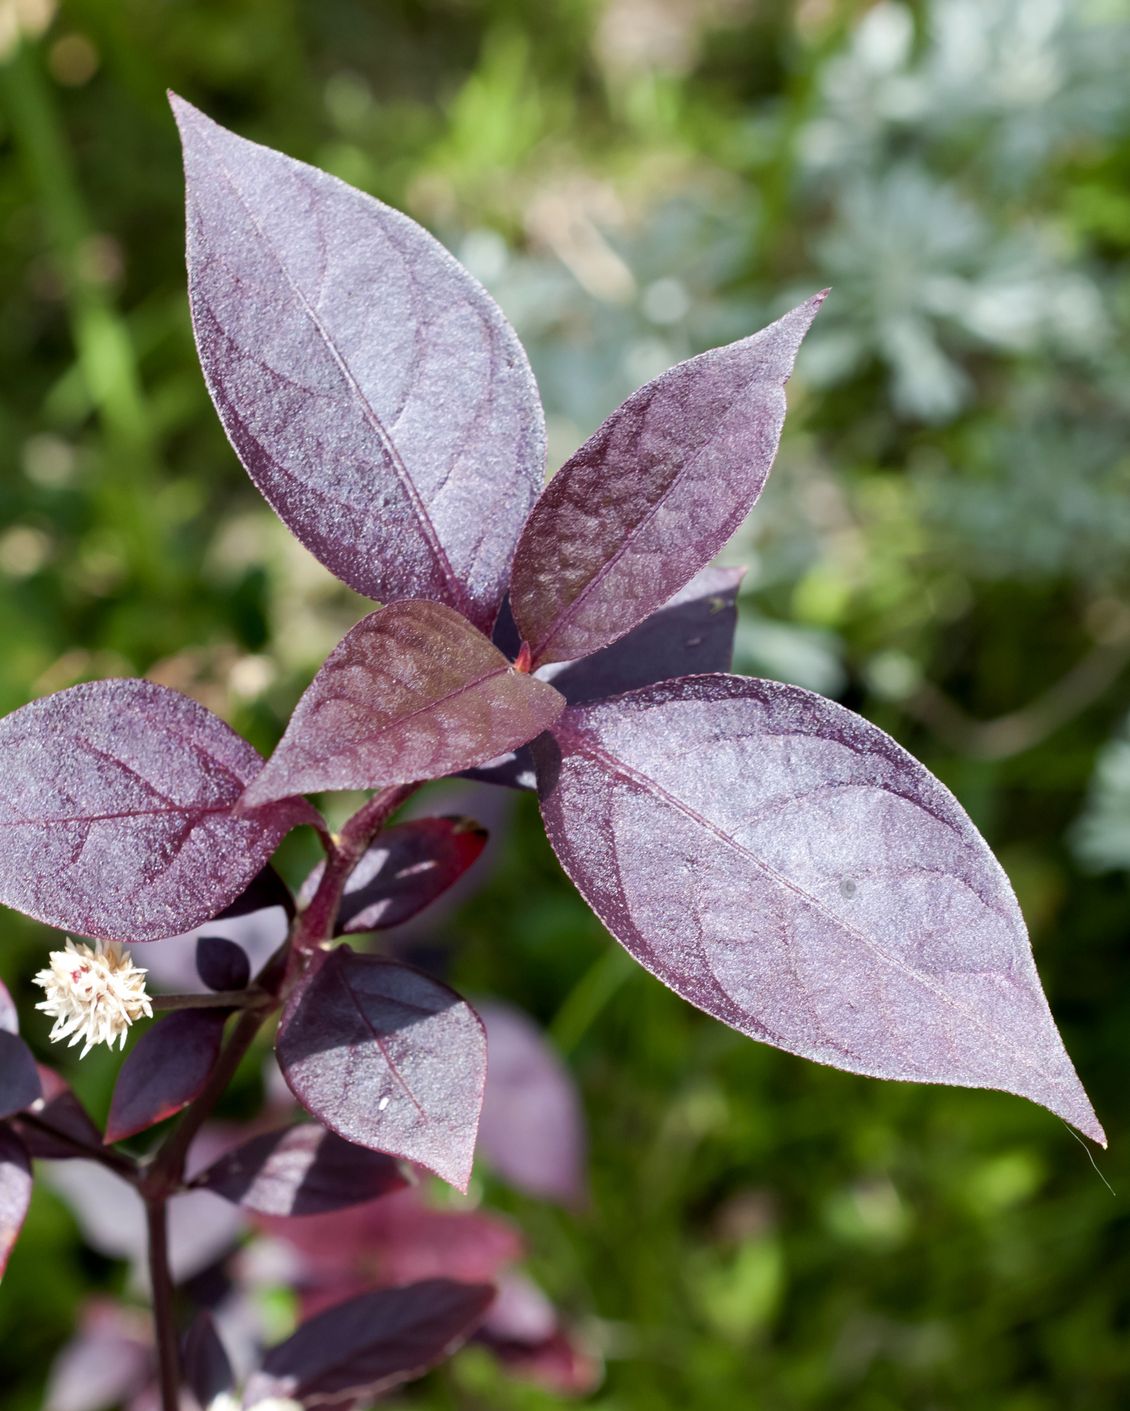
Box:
xmin=33 ymin=938 xmax=152 ymax=1058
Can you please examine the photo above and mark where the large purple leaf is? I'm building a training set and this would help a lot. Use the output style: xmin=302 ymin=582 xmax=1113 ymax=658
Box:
xmin=0 ymin=680 xmax=313 ymax=942
xmin=242 ymin=601 xmax=564 ymax=806
xmin=194 ymin=1123 xmax=407 ymax=1215
xmin=243 ymin=1278 xmax=493 ymax=1406
xmin=0 ymin=1033 xmax=42 ymax=1121
xmin=276 ymin=947 xmax=487 ymax=1191
xmin=535 ymin=675 xmax=1104 ymax=1143
xmin=105 ymin=1009 xmax=229 ymax=1144
xmin=0 ymin=1126 xmax=32 ymax=1277
xmin=172 ymin=95 xmax=544 ymax=634
xmin=299 ymin=816 xmax=488 ymax=934
xmin=509 ymin=298 xmax=824 ymax=666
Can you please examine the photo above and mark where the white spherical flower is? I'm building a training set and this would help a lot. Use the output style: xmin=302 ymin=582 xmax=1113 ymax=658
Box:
xmin=33 ymin=938 xmax=152 ymax=1058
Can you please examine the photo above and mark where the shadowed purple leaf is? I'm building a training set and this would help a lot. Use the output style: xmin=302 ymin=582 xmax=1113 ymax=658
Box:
xmin=276 ymin=947 xmax=487 ymax=1191
xmin=478 ymin=1002 xmax=586 ymax=1205
xmin=535 ymin=674 xmax=1104 ymax=1144
xmin=105 ymin=1010 xmax=229 ymax=1144
xmin=0 ymin=978 xmax=17 ymax=1033
xmin=243 ymin=1278 xmax=494 ymax=1406
xmin=44 ymin=1300 xmax=153 ymax=1411
xmin=15 ymin=1066 xmax=101 ymax=1160
xmin=300 ymin=816 xmax=488 ymax=934
xmin=0 ymin=1126 xmax=32 ymax=1277
xmin=0 ymin=1033 xmax=42 ymax=1120
xmin=510 ymin=296 xmax=824 ymax=666
xmin=0 ymin=680 xmax=314 ymax=942
xmin=194 ymin=1123 xmax=408 ymax=1215
xmin=182 ymin=1311 xmax=234 ymax=1409
xmin=479 ymin=1274 xmax=601 ymax=1397
xmin=242 ymin=601 xmax=564 ymax=806
xmin=195 ymin=935 xmax=252 ymax=991
xmin=172 ymin=94 xmax=545 ymax=634
xmin=216 ymin=863 xmax=295 ymax=921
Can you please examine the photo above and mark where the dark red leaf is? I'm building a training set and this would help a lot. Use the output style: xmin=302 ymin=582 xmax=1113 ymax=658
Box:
xmin=105 ymin=1010 xmax=229 ymax=1144
xmin=276 ymin=948 xmax=487 ymax=1191
xmin=0 ymin=1125 xmax=32 ymax=1277
xmin=14 ymin=1066 xmax=101 ymax=1160
xmin=300 ymin=816 xmax=488 ymax=934
xmin=0 ymin=1032 xmax=42 ymax=1121
xmin=242 ymin=601 xmax=564 ymax=806
xmin=243 ymin=1278 xmax=494 ymax=1406
xmin=44 ymin=1300 xmax=153 ymax=1411
xmin=0 ymin=679 xmax=314 ymax=942
xmin=172 ymin=95 xmax=544 ymax=635
xmin=510 ymin=297 xmax=824 ymax=666
xmin=194 ymin=1123 xmax=407 ymax=1215
xmin=182 ymin=1311 xmax=233 ymax=1409
xmin=477 ymin=1002 xmax=586 ymax=1205
xmin=535 ymin=674 xmax=1104 ymax=1144
xmin=195 ymin=935 xmax=252 ymax=992
xmin=0 ymin=977 xmax=17 ymax=1033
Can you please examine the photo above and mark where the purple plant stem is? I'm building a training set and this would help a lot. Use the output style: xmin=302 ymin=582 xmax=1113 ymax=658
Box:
xmin=146 ymin=1196 xmax=179 ymax=1411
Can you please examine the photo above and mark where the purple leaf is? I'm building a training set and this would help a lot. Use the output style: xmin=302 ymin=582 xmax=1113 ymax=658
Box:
xmin=242 ymin=601 xmax=564 ymax=806
xmin=300 ymin=816 xmax=488 ymax=934
xmin=172 ymin=94 xmax=545 ymax=635
xmin=510 ymin=297 xmax=824 ymax=666
xmin=15 ymin=1066 xmax=102 ymax=1160
xmin=194 ymin=1123 xmax=407 ymax=1215
xmin=0 ymin=1032 xmax=42 ymax=1121
xmin=276 ymin=947 xmax=487 ymax=1191
xmin=216 ymin=863 xmax=295 ymax=921
xmin=0 ymin=679 xmax=314 ymax=942
xmin=477 ymin=1002 xmax=586 ymax=1205
xmin=195 ymin=935 xmax=252 ymax=991
xmin=243 ymin=1278 xmax=494 ymax=1406
xmin=182 ymin=1311 xmax=234 ymax=1409
xmin=44 ymin=1300 xmax=153 ymax=1411
xmin=0 ymin=1125 xmax=32 ymax=1277
xmin=0 ymin=977 xmax=17 ymax=1033
xmin=479 ymin=1274 xmax=601 ymax=1397
xmin=105 ymin=1010 xmax=229 ymax=1144
xmin=535 ymin=674 xmax=1105 ymax=1144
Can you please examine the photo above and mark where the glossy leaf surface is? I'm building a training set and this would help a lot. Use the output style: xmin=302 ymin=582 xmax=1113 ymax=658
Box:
xmin=276 ymin=947 xmax=487 ymax=1190
xmin=510 ymin=297 xmax=824 ymax=665
xmin=0 ymin=1033 xmax=42 ymax=1121
xmin=0 ymin=680 xmax=311 ymax=942
xmin=243 ymin=601 xmax=564 ymax=805
xmin=195 ymin=1123 xmax=407 ymax=1215
xmin=173 ymin=95 xmax=544 ymax=634
xmin=105 ymin=1010 xmax=229 ymax=1144
xmin=300 ymin=816 xmax=488 ymax=933
xmin=535 ymin=675 xmax=1104 ymax=1143
xmin=244 ymin=1279 xmax=493 ymax=1405
xmin=0 ymin=1126 xmax=32 ymax=1277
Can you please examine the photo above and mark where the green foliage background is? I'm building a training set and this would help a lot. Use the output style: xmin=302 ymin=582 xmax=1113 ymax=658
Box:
xmin=1 ymin=1 xmax=1129 ymax=1407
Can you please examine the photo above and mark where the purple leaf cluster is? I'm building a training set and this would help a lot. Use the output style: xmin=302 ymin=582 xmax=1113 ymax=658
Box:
xmin=0 ymin=96 xmax=1105 ymax=1409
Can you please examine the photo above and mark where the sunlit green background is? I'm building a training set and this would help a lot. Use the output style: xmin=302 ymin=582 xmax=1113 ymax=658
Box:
xmin=2 ymin=1 xmax=1129 ymax=1407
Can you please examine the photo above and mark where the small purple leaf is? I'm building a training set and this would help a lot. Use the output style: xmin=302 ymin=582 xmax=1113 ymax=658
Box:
xmin=0 ymin=680 xmax=314 ymax=942
xmin=182 ymin=1311 xmax=234 ymax=1409
xmin=510 ymin=297 xmax=824 ymax=666
xmin=242 ymin=1278 xmax=494 ymax=1406
xmin=105 ymin=1009 xmax=229 ymax=1144
xmin=478 ymin=1002 xmax=586 ymax=1206
xmin=535 ymin=674 xmax=1104 ymax=1144
xmin=0 ymin=977 xmax=17 ymax=1033
xmin=15 ymin=1066 xmax=101 ymax=1160
xmin=195 ymin=935 xmax=252 ymax=992
xmin=0 ymin=1125 xmax=32 ymax=1277
xmin=172 ymin=94 xmax=545 ymax=634
xmin=300 ymin=816 xmax=488 ymax=934
xmin=242 ymin=601 xmax=564 ymax=806
xmin=0 ymin=1033 xmax=42 ymax=1121
xmin=194 ymin=1123 xmax=407 ymax=1215
xmin=276 ymin=948 xmax=487 ymax=1191
xmin=216 ymin=863 xmax=295 ymax=921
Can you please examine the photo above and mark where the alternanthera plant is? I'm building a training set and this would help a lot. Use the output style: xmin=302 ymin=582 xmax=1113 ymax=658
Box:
xmin=0 ymin=96 xmax=1103 ymax=1410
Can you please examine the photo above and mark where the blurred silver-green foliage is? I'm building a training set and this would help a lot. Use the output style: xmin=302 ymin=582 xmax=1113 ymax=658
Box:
xmin=1 ymin=1 xmax=1129 ymax=1408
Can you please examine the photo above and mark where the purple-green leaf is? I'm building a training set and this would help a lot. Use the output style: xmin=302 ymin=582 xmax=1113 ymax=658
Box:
xmin=0 ymin=1034 xmax=42 ymax=1122
xmin=194 ymin=1122 xmax=408 ymax=1215
xmin=276 ymin=947 xmax=487 ymax=1191
xmin=0 ymin=1126 xmax=32 ymax=1278
xmin=535 ymin=674 xmax=1104 ymax=1144
xmin=172 ymin=94 xmax=545 ymax=634
xmin=0 ymin=680 xmax=313 ymax=942
xmin=510 ymin=297 xmax=824 ymax=666
xmin=105 ymin=1010 xmax=229 ymax=1144
xmin=242 ymin=601 xmax=564 ymax=806
xmin=243 ymin=1278 xmax=494 ymax=1406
